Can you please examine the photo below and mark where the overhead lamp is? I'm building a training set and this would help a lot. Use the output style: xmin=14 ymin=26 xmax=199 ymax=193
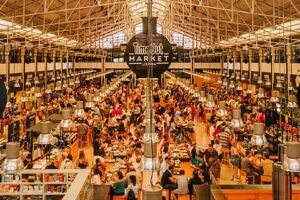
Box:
xmin=222 ymin=80 xmax=227 ymax=86
xmin=230 ymin=74 xmax=235 ymax=79
xmin=93 ymin=91 xmax=101 ymax=102
xmin=250 ymin=122 xmax=267 ymax=146
xmin=55 ymin=82 xmax=62 ymax=91
xmin=205 ymin=95 xmax=215 ymax=109
xmin=287 ymin=95 xmax=298 ymax=108
xmin=74 ymin=101 xmax=85 ymax=118
xmin=216 ymin=101 xmax=228 ymax=117
xmin=60 ymin=109 xmax=73 ymax=128
xmin=229 ymin=80 xmax=235 ymax=89
xmin=75 ymin=78 xmax=80 ymax=84
xmin=217 ymin=79 xmax=222 ymax=84
xmin=69 ymin=81 xmax=74 ymax=87
xmin=25 ymin=79 xmax=31 ymax=87
xmin=246 ymin=85 xmax=253 ymax=94
xmin=257 ymin=88 xmax=265 ymax=98
xmin=236 ymin=82 xmax=243 ymax=91
xmin=62 ymin=80 xmax=68 ymax=88
xmin=45 ymin=85 xmax=52 ymax=94
xmin=85 ymin=95 xmax=94 ymax=108
xmin=283 ymin=142 xmax=300 ymax=172
xmin=265 ymin=79 xmax=271 ymax=86
xmin=14 ymin=79 xmax=21 ymax=88
xmin=21 ymin=91 xmax=28 ymax=102
xmin=226 ymin=74 xmax=230 ymax=78
xmin=236 ymin=76 xmax=240 ymax=81
xmin=38 ymin=121 xmax=53 ymax=145
xmin=231 ymin=109 xmax=244 ymax=128
xmin=35 ymin=87 xmax=42 ymax=98
xmin=257 ymin=77 xmax=263 ymax=85
xmin=270 ymin=91 xmax=279 ymax=103
xmin=50 ymin=76 xmax=55 ymax=81
xmin=288 ymin=82 xmax=295 ymax=92
xmin=276 ymin=81 xmax=282 ymax=88
xmin=198 ymin=91 xmax=206 ymax=103
xmin=34 ymin=77 xmax=40 ymax=85
xmin=1 ymin=142 xmax=24 ymax=174
xmin=241 ymin=75 xmax=246 ymax=81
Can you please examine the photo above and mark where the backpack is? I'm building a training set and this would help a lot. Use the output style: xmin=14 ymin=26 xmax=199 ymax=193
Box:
xmin=127 ymin=189 xmax=136 ymax=200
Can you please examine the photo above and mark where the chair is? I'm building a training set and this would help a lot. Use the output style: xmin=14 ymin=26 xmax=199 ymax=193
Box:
xmin=261 ymin=175 xmax=272 ymax=184
xmin=240 ymin=170 xmax=254 ymax=184
xmin=221 ymin=147 xmax=230 ymax=166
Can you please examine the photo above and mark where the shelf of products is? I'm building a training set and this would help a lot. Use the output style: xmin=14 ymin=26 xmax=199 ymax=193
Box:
xmin=0 ymin=169 xmax=91 ymax=200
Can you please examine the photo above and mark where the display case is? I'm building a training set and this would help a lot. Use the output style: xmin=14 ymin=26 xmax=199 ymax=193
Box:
xmin=0 ymin=169 xmax=91 ymax=200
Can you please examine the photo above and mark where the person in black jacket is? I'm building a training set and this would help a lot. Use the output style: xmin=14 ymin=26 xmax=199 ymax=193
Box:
xmin=161 ymin=165 xmax=177 ymax=190
xmin=188 ymin=171 xmax=202 ymax=200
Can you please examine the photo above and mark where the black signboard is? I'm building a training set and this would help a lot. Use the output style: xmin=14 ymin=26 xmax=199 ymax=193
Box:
xmin=124 ymin=17 xmax=173 ymax=78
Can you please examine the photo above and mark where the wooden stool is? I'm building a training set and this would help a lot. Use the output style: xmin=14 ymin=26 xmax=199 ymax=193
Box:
xmin=112 ymin=195 xmax=127 ymax=200
xmin=163 ymin=189 xmax=172 ymax=200
xmin=221 ymin=147 xmax=230 ymax=165
xmin=261 ymin=175 xmax=272 ymax=184
xmin=240 ymin=170 xmax=254 ymax=184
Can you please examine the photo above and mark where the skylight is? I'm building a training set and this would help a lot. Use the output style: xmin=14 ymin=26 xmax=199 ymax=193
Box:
xmin=89 ymin=31 xmax=125 ymax=49
xmin=127 ymin=0 xmax=170 ymax=23
xmin=219 ymin=19 xmax=300 ymax=47
xmin=0 ymin=19 xmax=78 ymax=47
xmin=172 ymin=32 xmax=202 ymax=49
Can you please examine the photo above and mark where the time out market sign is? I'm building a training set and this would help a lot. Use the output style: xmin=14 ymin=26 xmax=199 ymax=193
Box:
xmin=124 ymin=33 xmax=173 ymax=77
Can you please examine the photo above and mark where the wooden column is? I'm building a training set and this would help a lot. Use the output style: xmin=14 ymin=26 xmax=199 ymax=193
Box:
xmin=271 ymin=47 xmax=275 ymax=90
xmin=258 ymin=48 xmax=263 ymax=80
xmin=286 ymin=45 xmax=292 ymax=96
xmin=43 ymin=49 xmax=48 ymax=89
xmin=21 ymin=47 xmax=25 ymax=91
xmin=248 ymin=50 xmax=252 ymax=83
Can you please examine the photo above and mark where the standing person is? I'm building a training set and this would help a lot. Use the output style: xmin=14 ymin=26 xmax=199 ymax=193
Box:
xmin=91 ymin=168 xmax=102 ymax=185
xmin=230 ymin=142 xmax=241 ymax=181
xmin=209 ymin=122 xmax=216 ymax=145
xmin=173 ymin=170 xmax=189 ymax=200
xmin=203 ymin=144 xmax=218 ymax=165
xmin=208 ymin=153 xmax=221 ymax=184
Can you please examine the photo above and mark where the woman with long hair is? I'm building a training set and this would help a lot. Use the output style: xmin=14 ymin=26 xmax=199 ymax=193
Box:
xmin=76 ymin=150 xmax=89 ymax=169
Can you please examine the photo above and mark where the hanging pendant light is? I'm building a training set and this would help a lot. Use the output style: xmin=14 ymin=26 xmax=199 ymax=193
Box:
xmin=257 ymin=88 xmax=265 ymax=98
xmin=216 ymin=101 xmax=228 ymax=117
xmin=34 ymin=76 xmax=40 ymax=85
xmin=276 ymin=79 xmax=282 ymax=88
xmin=217 ymin=79 xmax=222 ymax=84
xmin=75 ymin=77 xmax=80 ymax=84
xmin=287 ymin=95 xmax=298 ymax=108
xmin=38 ymin=121 xmax=53 ymax=145
xmin=50 ymin=76 xmax=55 ymax=82
xmin=85 ymin=95 xmax=95 ymax=109
xmin=74 ymin=101 xmax=85 ymax=118
xmin=205 ymin=95 xmax=215 ymax=109
xmin=257 ymin=77 xmax=263 ymax=85
xmin=265 ymin=79 xmax=271 ymax=86
xmin=250 ymin=122 xmax=267 ymax=146
xmin=270 ymin=91 xmax=279 ymax=103
xmin=231 ymin=109 xmax=244 ymax=128
xmin=55 ymin=82 xmax=62 ymax=91
xmin=283 ymin=142 xmax=300 ymax=172
xmin=222 ymin=79 xmax=227 ymax=87
xmin=229 ymin=80 xmax=235 ymax=89
xmin=14 ymin=79 xmax=21 ymax=88
xmin=1 ymin=143 xmax=24 ymax=174
xmin=60 ymin=109 xmax=73 ymax=128
xmin=246 ymin=85 xmax=252 ymax=94
xmin=241 ymin=75 xmax=246 ymax=81
xmin=34 ymin=87 xmax=42 ymax=98
xmin=198 ymin=91 xmax=206 ymax=103
xmin=21 ymin=91 xmax=28 ymax=102
xmin=25 ymin=79 xmax=31 ymax=87
xmin=45 ymin=85 xmax=52 ymax=94
xmin=62 ymin=80 xmax=68 ymax=88
xmin=288 ymin=82 xmax=295 ymax=92
xmin=236 ymin=82 xmax=243 ymax=91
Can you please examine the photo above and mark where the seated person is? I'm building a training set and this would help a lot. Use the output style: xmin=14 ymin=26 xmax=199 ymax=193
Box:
xmin=111 ymin=171 xmax=126 ymax=199
xmin=259 ymin=154 xmax=273 ymax=177
xmin=241 ymin=151 xmax=263 ymax=184
xmin=161 ymin=165 xmax=177 ymax=190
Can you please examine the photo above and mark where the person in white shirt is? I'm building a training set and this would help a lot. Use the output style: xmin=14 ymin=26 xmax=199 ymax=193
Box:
xmin=173 ymin=170 xmax=189 ymax=199
xmin=160 ymin=156 xmax=171 ymax=177
xmin=91 ymin=168 xmax=102 ymax=185
xmin=125 ymin=175 xmax=139 ymax=199
xmin=209 ymin=123 xmax=216 ymax=145
xmin=60 ymin=152 xmax=73 ymax=169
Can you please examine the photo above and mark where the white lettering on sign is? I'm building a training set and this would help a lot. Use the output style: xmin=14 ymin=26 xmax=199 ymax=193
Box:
xmin=133 ymin=42 xmax=164 ymax=55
